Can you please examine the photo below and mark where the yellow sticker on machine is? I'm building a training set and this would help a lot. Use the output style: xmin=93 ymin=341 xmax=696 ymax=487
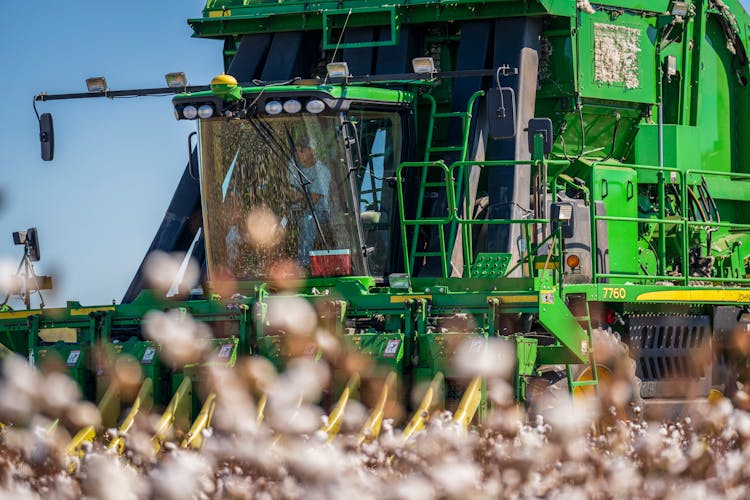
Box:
xmin=0 ymin=310 xmax=41 ymax=319
xmin=389 ymin=295 xmax=432 ymax=303
xmin=636 ymin=290 xmax=750 ymax=303
xmin=488 ymin=295 xmax=537 ymax=304
xmin=70 ymin=306 xmax=115 ymax=316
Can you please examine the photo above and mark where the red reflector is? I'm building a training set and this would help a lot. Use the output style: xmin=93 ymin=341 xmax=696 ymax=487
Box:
xmin=310 ymin=249 xmax=351 ymax=277
xmin=605 ymin=309 xmax=616 ymax=325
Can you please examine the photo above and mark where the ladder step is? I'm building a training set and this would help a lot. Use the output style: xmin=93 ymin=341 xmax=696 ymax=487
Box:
xmin=414 ymin=252 xmax=444 ymax=257
xmin=574 ymin=316 xmax=590 ymax=322
xmin=428 ymin=146 xmax=464 ymax=153
xmin=423 ymin=182 xmax=447 ymax=188
xmin=571 ymin=379 xmax=598 ymax=387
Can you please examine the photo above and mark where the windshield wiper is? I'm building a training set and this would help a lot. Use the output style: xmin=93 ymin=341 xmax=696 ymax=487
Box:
xmin=247 ymin=117 xmax=293 ymax=166
xmin=285 ymin=128 xmax=328 ymax=248
xmin=245 ymin=117 xmax=329 ymax=249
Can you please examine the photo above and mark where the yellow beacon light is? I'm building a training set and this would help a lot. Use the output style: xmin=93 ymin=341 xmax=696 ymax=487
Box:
xmin=210 ymin=73 xmax=241 ymax=101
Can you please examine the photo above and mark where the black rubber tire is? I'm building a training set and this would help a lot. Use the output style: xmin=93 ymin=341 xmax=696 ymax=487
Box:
xmin=526 ymin=327 xmax=645 ymax=421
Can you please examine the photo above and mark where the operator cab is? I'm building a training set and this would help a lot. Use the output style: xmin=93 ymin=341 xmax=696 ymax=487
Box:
xmin=174 ymin=82 xmax=412 ymax=283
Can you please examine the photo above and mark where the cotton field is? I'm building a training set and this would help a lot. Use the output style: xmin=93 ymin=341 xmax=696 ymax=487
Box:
xmin=1 ymin=338 xmax=750 ymax=500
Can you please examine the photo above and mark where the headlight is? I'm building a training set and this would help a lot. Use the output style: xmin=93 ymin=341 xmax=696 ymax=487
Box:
xmin=306 ymin=99 xmax=326 ymax=114
xmin=182 ymin=105 xmax=198 ymax=120
xmin=283 ymin=99 xmax=302 ymax=113
xmin=197 ymin=104 xmax=214 ymax=119
xmin=265 ymin=101 xmax=283 ymax=115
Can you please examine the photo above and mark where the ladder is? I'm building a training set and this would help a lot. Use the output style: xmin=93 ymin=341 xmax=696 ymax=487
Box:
xmin=566 ymin=301 xmax=601 ymax=396
xmin=408 ymin=91 xmax=484 ymax=277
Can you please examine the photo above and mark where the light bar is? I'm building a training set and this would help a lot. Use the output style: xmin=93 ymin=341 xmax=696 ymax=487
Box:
xmin=182 ymin=105 xmax=198 ymax=120
xmin=265 ymin=101 xmax=283 ymax=115
xmin=306 ymin=99 xmax=326 ymax=113
xmin=197 ymin=104 xmax=214 ymax=119
xmin=85 ymin=77 xmax=108 ymax=93
xmin=283 ymin=99 xmax=302 ymax=113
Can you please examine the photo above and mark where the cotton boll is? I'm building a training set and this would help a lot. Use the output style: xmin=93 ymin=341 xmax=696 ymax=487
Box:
xmin=40 ymin=373 xmax=81 ymax=415
xmin=265 ymin=295 xmax=318 ymax=337
xmin=453 ymin=337 xmax=515 ymax=379
xmin=80 ymin=453 xmax=149 ymax=500
xmin=142 ymin=309 xmax=210 ymax=367
xmin=149 ymin=451 xmax=215 ymax=500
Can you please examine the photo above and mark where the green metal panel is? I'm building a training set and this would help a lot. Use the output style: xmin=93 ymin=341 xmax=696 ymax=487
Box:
xmin=593 ymin=0 xmax=670 ymax=11
xmin=322 ymin=7 xmax=399 ymax=49
xmin=344 ymin=332 xmax=406 ymax=373
xmin=634 ymin=125 xmax=704 ymax=173
xmin=576 ymin=11 xmax=657 ymax=104
xmin=36 ymin=343 xmax=92 ymax=397
xmin=190 ymin=0 xmax=550 ymax=38
xmin=413 ymin=332 xmax=488 ymax=389
xmin=541 ymin=0 xmax=671 ymax=15
xmin=536 ymin=289 xmax=589 ymax=364
xmin=114 ymin=338 xmax=167 ymax=405
xmin=592 ymin=165 xmax=640 ymax=277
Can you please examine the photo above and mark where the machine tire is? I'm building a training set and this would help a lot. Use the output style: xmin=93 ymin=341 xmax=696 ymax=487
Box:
xmin=526 ymin=327 xmax=645 ymax=422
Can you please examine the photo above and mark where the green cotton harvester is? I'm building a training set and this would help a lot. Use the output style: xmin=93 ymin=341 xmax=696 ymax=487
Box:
xmin=6 ymin=0 xmax=750 ymax=453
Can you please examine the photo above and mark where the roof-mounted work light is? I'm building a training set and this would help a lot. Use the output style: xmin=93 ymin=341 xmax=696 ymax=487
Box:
xmin=326 ymin=62 xmax=350 ymax=79
xmin=85 ymin=77 xmax=108 ymax=93
xmin=165 ymin=72 xmax=188 ymax=89
xmin=670 ymin=2 xmax=689 ymax=16
xmin=412 ymin=57 xmax=436 ymax=74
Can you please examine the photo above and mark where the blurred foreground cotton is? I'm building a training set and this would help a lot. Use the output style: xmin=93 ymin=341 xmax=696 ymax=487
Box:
xmin=2 ymin=325 xmax=750 ymax=499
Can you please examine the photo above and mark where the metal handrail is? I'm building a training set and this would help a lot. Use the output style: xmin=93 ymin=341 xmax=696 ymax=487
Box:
xmin=396 ymin=157 xmax=568 ymax=280
xmin=396 ymin=161 xmax=454 ymax=277
xmin=590 ymin=162 xmax=750 ymax=286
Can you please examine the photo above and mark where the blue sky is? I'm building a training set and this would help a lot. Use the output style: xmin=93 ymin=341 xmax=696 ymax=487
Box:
xmin=2 ymin=1 xmax=750 ymax=309
xmin=0 ymin=2 xmax=222 ymax=308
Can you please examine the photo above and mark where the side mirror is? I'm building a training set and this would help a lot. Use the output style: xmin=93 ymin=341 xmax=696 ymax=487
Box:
xmin=25 ymin=227 xmax=41 ymax=262
xmin=486 ymin=87 xmax=517 ymax=140
xmin=12 ymin=227 xmax=41 ymax=262
xmin=527 ymin=117 xmax=553 ymax=157
xmin=39 ymin=113 xmax=54 ymax=161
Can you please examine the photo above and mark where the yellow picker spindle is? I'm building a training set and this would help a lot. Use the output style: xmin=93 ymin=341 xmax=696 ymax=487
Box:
xmin=66 ymin=381 xmax=121 ymax=458
xmin=181 ymin=392 xmax=217 ymax=449
xmin=402 ymin=372 xmax=444 ymax=442
xmin=321 ymin=374 xmax=360 ymax=441
xmin=152 ymin=377 xmax=192 ymax=454
xmin=107 ymin=378 xmax=154 ymax=454
xmin=357 ymin=372 xmax=396 ymax=445
xmin=452 ymin=376 xmax=482 ymax=430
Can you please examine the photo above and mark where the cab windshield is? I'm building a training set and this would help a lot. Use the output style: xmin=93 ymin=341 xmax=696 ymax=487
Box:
xmin=200 ymin=114 xmax=364 ymax=280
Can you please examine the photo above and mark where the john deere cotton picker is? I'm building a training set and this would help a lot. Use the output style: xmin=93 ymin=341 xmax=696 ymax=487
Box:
xmin=7 ymin=0 xmax=750 ymax=452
